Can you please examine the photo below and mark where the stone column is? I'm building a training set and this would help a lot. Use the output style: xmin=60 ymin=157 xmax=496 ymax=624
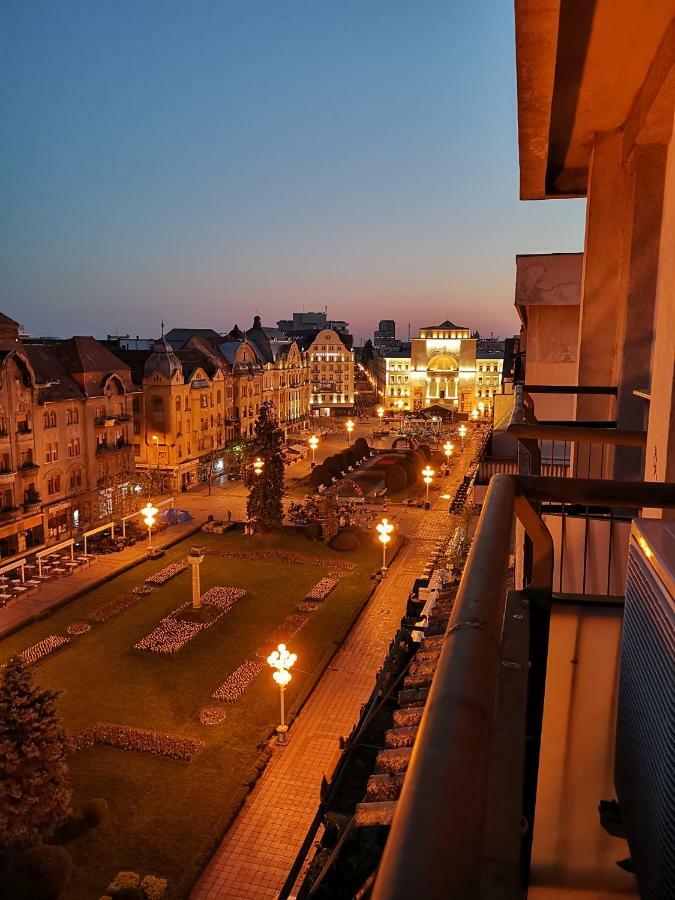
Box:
xmin=189 ymin=548 xmax=204 ymax=609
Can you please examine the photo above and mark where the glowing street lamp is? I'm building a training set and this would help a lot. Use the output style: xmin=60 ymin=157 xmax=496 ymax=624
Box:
xmin=308 ymin=434 xmax=319 ymax=466
xmin=443 ymin=441 xmax=454 ymax=474
xmin=267 ymin=643 xmax=297 ymax=744
xmin=422 ymin=465 xmax=435 ymax=509
xmin=397 ymin=399 xmax=404 ymax=422
xmin=346 ymin=419 xmax=354 ymax=445
xmin=458 ymin=424 xmax=467 ymax=450
xmin=478 ymin=401 xmax=485 ymax=416
xmin=376 ymin=517 xmax=395 ymax=575
xmin=471 ymin=408 xmax=479 ymax=421
xmin=142 ymin=501 xmax=158 ymax=555
xmin=252 ymin=456 xmax=264 ymax=476
xmin=377 ymin=406 xmax=384 ymax=421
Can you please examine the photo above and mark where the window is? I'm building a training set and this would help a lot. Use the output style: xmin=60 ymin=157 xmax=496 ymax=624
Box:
xmin=176 ymin=397 xmax=181 ymax=411
xmin=47 ymin=474 xmax=61 ymax=495
xmin=66 ymin=407 xmax=79 ymax=425
xmin=67 ymin=438 xmax=80 ymax=458
xmin=44 ymin=409 xmax=57 ymax=428
xmin=45 ymin=442 xmax=59 ymax=463
xmin=69 ymin=470 xmax=82 ymax=490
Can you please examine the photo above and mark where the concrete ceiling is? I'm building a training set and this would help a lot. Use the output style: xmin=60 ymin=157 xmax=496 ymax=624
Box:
xmin=516 ymin=0 xmax=675 ymax=199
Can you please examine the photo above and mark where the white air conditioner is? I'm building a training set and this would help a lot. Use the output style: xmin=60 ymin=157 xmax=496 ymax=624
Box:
xmin=615 ymin=518 xmax=674 ymax=899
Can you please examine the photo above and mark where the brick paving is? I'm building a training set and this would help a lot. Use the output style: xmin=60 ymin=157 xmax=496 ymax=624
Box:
xmin=192 ymin=442 xmax=477 ymax=900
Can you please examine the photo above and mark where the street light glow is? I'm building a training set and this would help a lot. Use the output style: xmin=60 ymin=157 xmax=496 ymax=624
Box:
xmin=346 ymin=419 xmax=354 ymax=444
xmin=422 ymin=465 xmax=434 ymax=508
xmin=267 ymin=643 xmax=297 ymax=744
xmin=376 ymin=517 xmax=395 ymax=575
xmin=253 ymin=457 xmax=264 ymax=476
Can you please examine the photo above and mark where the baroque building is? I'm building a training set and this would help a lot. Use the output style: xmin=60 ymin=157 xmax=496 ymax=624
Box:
xmin=376 ymin=320 xmax=504 ymax=413
xmin=0 ymin=314 xmax=137 ymax=559
xmin=299 ymin=328 xmax=355 ymax=417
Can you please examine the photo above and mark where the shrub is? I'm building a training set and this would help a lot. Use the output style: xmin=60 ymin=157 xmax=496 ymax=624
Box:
xmin=309 ymin=464 xmax=330 ymax=488
xmin=303 ymin=521 xmax=321 ymax=540
xmin=106 ymin=871 xmax=141 ymax=897
xmin=406 ymin=449 xmax=426 ymax=474
xmin=330 ymin=531 xmax=361 ymax=551
xmin=417 ymin=443 xmax=432 ymax=461
xmin=83 ymin=797 xmax=109 ymax=827
xmin=323 ymin=456 xmax=342 ymax=479
xmin=2 ymin=845 xmax=73 ymax=900
xmin=342 ymin=446 xmax=359 ymax=467
xmin=141 ymin=876 xmax=168 ymax=900
xmin=336 ymin=451 xmax=353 ymax=472
xmin=399 ymin=457 xmax=418 ymax=483
xmin=385 ymin=464 xmax=408 ymax=492
xmin=354 ymin=436 xmax=370 ymax=459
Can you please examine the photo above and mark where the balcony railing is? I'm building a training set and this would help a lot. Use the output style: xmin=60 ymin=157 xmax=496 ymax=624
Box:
xmin=371 ymin=474 xmax=675 ymax=900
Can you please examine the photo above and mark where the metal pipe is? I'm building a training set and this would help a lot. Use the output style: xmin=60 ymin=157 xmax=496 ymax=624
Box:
xmin=372 ymin=474 xmax=517 ymax=900
xmin=508 ymin=422 xmax=646 ymax=446
xmin=523 ymin=384 xmax=618 ymax=395
xmin=515 ymin=476 xmax=675 ymax=508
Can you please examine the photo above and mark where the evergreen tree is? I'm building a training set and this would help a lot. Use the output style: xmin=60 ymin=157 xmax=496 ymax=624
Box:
xmin=361 ymin=339 xmax=374 ymax=365
xmin=245 ymin=401 xmax=285 ymax=532
xmin=0 ymin=658 xmax=72 ymax=851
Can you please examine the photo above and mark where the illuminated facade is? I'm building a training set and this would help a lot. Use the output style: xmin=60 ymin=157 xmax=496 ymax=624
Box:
xmin=301 ymin=328 xmax=355 ymax=416
xmin=376 ymin=320 xmax=503 ymax=413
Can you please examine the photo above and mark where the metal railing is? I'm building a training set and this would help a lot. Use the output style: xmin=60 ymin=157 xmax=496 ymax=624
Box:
xmin=371 ymin=474 xmax=675 ymax=900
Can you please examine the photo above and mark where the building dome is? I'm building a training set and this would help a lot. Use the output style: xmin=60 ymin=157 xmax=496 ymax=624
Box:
xmin=144 ymin=336 xmax=182 ymax=380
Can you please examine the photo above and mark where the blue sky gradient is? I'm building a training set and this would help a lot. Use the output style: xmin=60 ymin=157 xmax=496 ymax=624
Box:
xmin=1 ymin=0 xmax=585 ymax=342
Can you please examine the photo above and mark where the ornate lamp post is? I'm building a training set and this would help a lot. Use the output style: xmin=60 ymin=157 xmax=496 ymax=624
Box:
xmin=142 ymin=501 xmax=158 ymax=556
xmin=443 ymin=441 xmax=454 ymax=475
xmin=471 ymin=408 xmax=479 ymax=421
xmin=346 ymin=419 xmax=354 ymax=445
xmin=422 ymin=465 xmax=435 ymax=509
xmin=308 ymin=435 xmax=319 ymax=467
xmin=267 ymin=643 xmax=297 ymax=745
xmin=458 ymin=424 xmax=467 ymax=450
xmin=189 ymin=547 xmax=204 ymax=609
xmin=376 ymin=517 xmax=394 ymax=576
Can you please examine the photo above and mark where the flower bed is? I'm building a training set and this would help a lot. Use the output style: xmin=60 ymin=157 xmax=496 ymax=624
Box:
xmin=132 ymin=585 xmax=155 ymax=596
xmin=134 ymin=586 xmax=247 ymax=655
xmin=305 ymin=575 xmax=340 ymax=601
xmin=211 ymin=659 xmax=263 ymax=703
xmin=202 ymin=520 xmax=229 ymax=534
xmin=145 ymin=558 xmax=189 ymax=586
xmin=198 ymin=705 xmax=227 ymax=726
xmin=66 ymin=621 xmax=92 ymax=636
xmin=88 ymin=592 xmax=141 ymax=623
xmin=204 ymin=548 xmax=355 ymax=571
xmin=72 ymin=723 xmax=203 ymax=761
xmin=297 ymin=601 xmax=318 ymax=613
xmin=18 ymin=635 xmax=70 ymax=666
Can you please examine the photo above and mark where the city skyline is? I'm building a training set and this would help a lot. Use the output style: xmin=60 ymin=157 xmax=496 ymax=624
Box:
xmin=2 ymin=1 xmax=585 ymax=340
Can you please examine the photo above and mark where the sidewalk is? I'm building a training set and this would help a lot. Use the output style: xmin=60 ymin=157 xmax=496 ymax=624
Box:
xmin=191 ymin=481 xmax=464 ymax=900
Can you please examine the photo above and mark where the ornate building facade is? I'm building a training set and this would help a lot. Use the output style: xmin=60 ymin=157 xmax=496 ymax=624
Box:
xmin=376 ymin=320 xmax=504 ymax=414
xmin=301 ymin=328 xmax=355 ymax=417
xmin=0 ymin=314 xmax=137 ymax=560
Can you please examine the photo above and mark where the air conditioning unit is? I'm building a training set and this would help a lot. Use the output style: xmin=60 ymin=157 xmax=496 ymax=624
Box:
xmin=615 ymin=518 xmax=674 ymax=899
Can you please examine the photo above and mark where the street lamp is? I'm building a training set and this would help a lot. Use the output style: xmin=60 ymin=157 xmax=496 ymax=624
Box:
xmin=267 ymin=643 xmax=297 ymax=745
xmin=142 ymin=501 xmax=158 ymax=556
xmin=346 ymin=419 xmax=354 ymax=445
xmin=458 ymin=424 xmax=467 ymax=450
xmin=471 ymin=408 xmax=479 ymax=421
xmin=253 ymin=457 xmax=264 ymax=476
xmin=422 ymin=465 xmax=435 ymax=509
xmin=376 ymin=517 xmax=394 ymax=576
xmin=377 ymin=406 xmax=384 ymax=422
xmin=308 ymin=435 xmax=319 ymax=466
xmin=397 ymin=399 xmax=404 ymax=423
xmin=443 ymin=441 xmax=454 ymax=474
xmin=478 ymin=401 xmax=485 ymax=417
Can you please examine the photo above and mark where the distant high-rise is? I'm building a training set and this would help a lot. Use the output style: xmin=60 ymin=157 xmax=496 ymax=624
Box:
xmin=374 ymin=319 xmax=396 ymax=350
xmin=277 ymin=311 xmax=349 ymax=341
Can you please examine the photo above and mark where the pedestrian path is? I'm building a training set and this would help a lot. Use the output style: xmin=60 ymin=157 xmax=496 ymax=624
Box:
xmin=192 ymin=501 xmax=453 ymax=900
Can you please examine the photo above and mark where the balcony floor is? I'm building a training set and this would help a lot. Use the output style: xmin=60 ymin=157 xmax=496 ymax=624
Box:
xmin=529 ymin=603 xmax=638 ymax=899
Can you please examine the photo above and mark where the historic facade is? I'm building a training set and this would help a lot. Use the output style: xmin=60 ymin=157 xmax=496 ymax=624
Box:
xmin=0 ymin=314 xmax=137 ymax=560
xmin=376 ymin=320 xmax=504 ymax=413
xmin=301 ymin=328 xmax=355 ymax=416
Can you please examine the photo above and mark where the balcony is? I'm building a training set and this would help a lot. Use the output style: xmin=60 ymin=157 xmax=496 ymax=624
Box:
xmin=94 ymin=415 xmax=118 ymax=427
xmin=15 ymin=426 xmax=33 ymax=441
xmin=18 ymin=461 xmax=39 ymax=475
xmin=95 ymin=441 xmax=131 ymax=455
xmin=0 ymin=467 xmax=16 ymax=482
xmin=366 ymin=474 xmax=674 ymax=900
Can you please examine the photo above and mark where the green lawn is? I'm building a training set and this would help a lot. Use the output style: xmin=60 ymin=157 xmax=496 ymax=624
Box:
xmin=0 ymin=527 xmax=384 ymax=899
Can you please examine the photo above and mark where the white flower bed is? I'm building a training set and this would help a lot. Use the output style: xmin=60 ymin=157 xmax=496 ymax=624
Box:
xmin=19 ymin=635 xmax=70 ymax=666
xmin=134 ymin=586 xmax=247 ymax=655
xmin=67 ymin=621 xmax=92 ymax=636
xmin=145 ymin=558 xmax=189 ymax=586
xmin=212 ymin=659 xmax=263 ymax=703
xmin=305 ymin=575 xmax=340 ymax=601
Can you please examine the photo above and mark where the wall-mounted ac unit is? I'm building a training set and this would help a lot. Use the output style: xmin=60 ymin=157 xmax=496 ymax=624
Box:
xmin=615 ymin=518 xmax=674 ymax=899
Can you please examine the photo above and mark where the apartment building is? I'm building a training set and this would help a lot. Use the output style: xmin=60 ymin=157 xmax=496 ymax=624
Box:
xmin=300 ymin=328 xmax=355 ymax=416
xmin=0 ymin=314 xmax=137 ymax=559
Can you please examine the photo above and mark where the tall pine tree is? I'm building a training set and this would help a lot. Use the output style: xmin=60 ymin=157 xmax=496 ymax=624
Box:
xmin=0 ymin=658 xmax=72 ymax=850
xmin=245 ymin=401 xmax=285 ymax=532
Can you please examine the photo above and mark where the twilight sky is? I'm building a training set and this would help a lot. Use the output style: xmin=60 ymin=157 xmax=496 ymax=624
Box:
xmin=1 ymin=1 xmax=585 ymax=344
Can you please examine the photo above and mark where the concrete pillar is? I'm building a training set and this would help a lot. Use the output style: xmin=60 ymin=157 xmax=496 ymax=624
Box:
xmin=574 ymin=131 xmax=634 ymax=477
xmin=189 ymin=548 xmax=204 ymax=609
xmin=645 ymin=110 xmax=675 ymax=515
xmin=613 ymin=143 xmax=668 ymax=478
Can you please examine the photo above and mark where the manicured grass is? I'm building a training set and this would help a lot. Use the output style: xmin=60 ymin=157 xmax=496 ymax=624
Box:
xmin=0 ymin=527 xmax=384 ymax=899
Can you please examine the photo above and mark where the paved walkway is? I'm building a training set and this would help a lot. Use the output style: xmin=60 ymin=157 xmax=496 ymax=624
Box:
xmin=192 ymin=449 xmax=475 ymax=900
